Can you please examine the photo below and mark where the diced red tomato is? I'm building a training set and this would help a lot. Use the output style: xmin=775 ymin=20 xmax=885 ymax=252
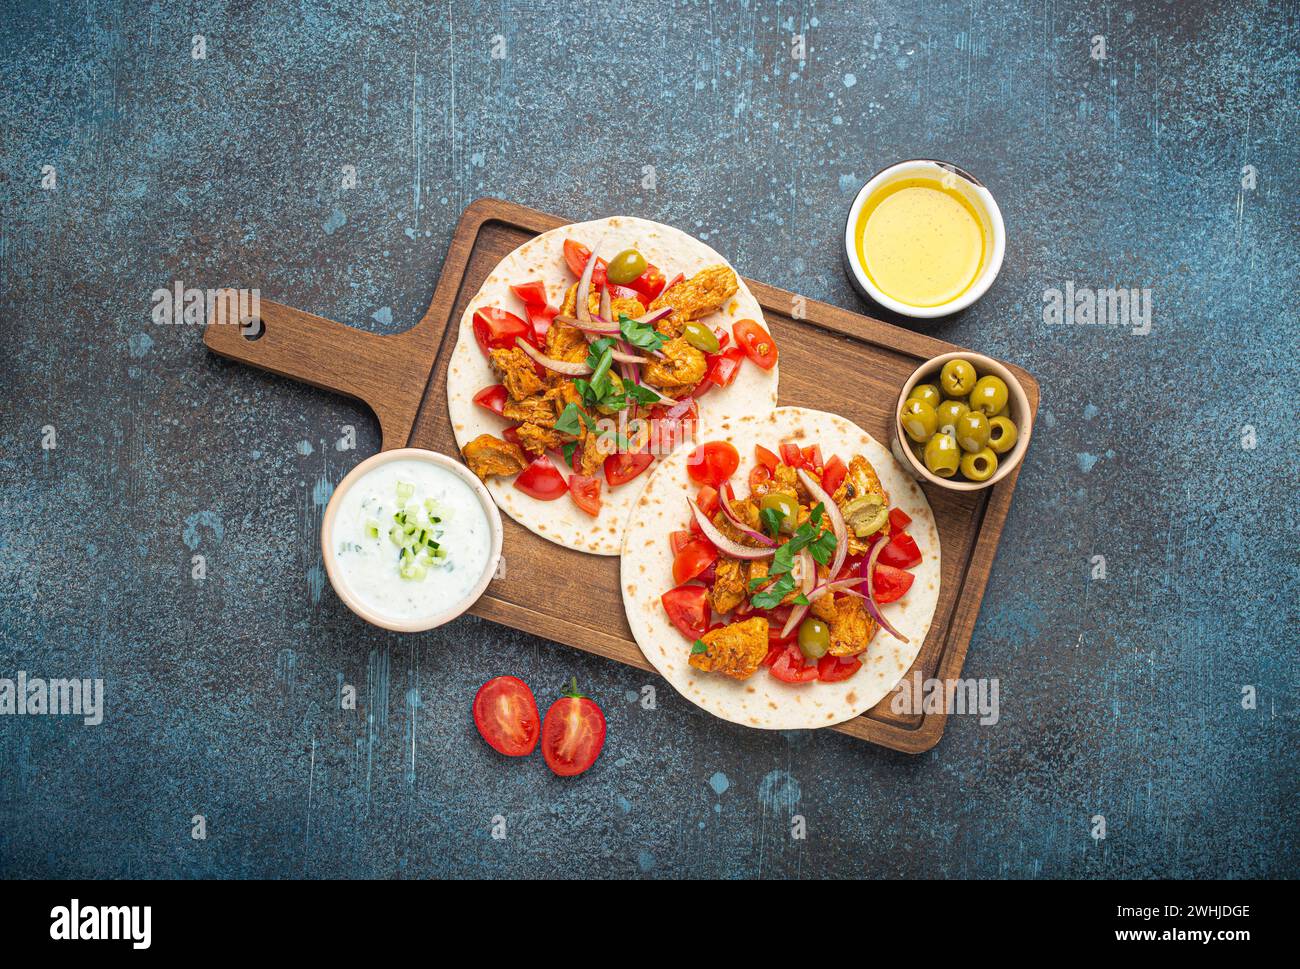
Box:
xmin=695 ymin=560 xmax=718 ymax=586
xmin=872 ymin=564 xmax=915 ymax=604
xmin=562 ymin=239 xmax=607 ymax=289
xmin=661 ymin=584 xmax=710 ymax=640
xmin=704 ymin=346 xmax=745 ymax=388
xmin=669 ymin=530 xmax=693 ymax=555
xmin=714 ymin=330 xmax=730 ymax=351
xmin=770 ymin=644 xmax=819 ymax=683
xmin=687 ymin=442 xmax=740 ymax=488
xmin=754 ymin=445 xmax=779 ymax=473
xmin=672 ymin=537 xmax=719 ymax=586
xmin=889 ymin=508 xmax=913 ymax=532
xmin=817 ymin=655 xmax=862 ymax=682
xmin=472 ymin=384 xmax=507 ymax=415
xmin=779 ymin=442 xmax=804 ymax=468
xmin=821 ymin=454 xmax=847 ymax=495
xmin=501 ymin=425 xmax=522 ymax=447
xmin=878 ymin=532 xmax=922 ymax=570
xmin=526 ymin=304 xmax=558 ymax=344
xmin=689 ymin=484 xmax=719 ymax=536
xmin=733 ymin=319 xmax=778 ymax=370
xmin=604 ymin=451 xmax=654 ymax=487
xmin=748 ymin=463 xmax=773 ymax=492
xmin=472 ymin=307 xmax=531 ymax=356
xmin=762 ymin=643 xmax=785 ymax=667
xmin=514 ymin=455 xmax=567 ymax=501
xmin=509 ymin=280 xmax=549 ymax=312
xmin=802 ymin=444 xmax=823 ymax=472
xmin=764 ymin=605 xmax=797 ymax=645
xmin=660 ymin=272 xmax=685 ymax=296
xmin=626 ymin=264 xmax=666 ymax=304
xmin=607 ymin=283 xmax=642 ymax=303
xmin=567 ymin=474 xmax=602 ymax=516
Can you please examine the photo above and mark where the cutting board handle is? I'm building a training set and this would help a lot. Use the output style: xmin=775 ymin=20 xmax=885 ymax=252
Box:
xmin=203 ymin=298 xmax=434 ymax=450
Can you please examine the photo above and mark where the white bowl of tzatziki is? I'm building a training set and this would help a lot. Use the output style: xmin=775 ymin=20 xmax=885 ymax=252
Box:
xmin=321 ymin=449 xmax=502 ymax=632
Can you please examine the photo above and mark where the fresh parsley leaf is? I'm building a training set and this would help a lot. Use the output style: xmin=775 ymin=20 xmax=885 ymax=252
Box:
xmin=562 ymin=441 xmax=578 ymax=468
xmin=624 ymin=382 xmax=664 ymax=405
xmin=585 ymin=336 xmax=617 ymax=370
xmin=691 ymin=639 xmax=709 ymax=655
xmin=619 ymin=313 xmax=668 ymax=353
xmin=808 ymin=528 xmax=837 ymax=566
xmin=791 ymin=593 xmax=809 ymax=606
xmin=554 ymin=402 xmax=588 ymax=437
xmin=760 ymin=506 xmax=784 ymax=540
xmin=750 ymin=573 xmax=795 ymax=610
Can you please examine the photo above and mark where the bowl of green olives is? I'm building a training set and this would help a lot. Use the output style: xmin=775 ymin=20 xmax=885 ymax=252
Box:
xmin=895 ymin=352 xmax=1031 ymax=491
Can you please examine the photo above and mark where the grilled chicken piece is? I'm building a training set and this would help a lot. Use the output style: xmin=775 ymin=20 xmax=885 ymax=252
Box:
xmin=831 ymin=455 xmax=891 ymax=555
xmin=642 ymin=337 xmax=706 ymax=398
xmin=501 ymin=394 xmax=556 ymax=426
xmin=648 ymin=266 xmax=738 ymax=338
xmin=560 ymin=283 xmax=645 ymax=324
xmin=815 ymin=593 xmax=878 ymax=656
xmin=462 ymin=434 xmax=528 ymax=480
xmin=514 ymin=422 xmax=567 ymax=456
xmin=709 ymin=558 xmax=748 ymax=614
xmin=545 ymin=319 xmax=590 ymax=365
xmin=490 ymin=346 xmax=546 ymax=401
xmin=689 ymin=617 xmax=770 ymax=680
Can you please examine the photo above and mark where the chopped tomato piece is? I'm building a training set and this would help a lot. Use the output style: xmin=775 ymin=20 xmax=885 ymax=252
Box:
xmin=779 ymin=442 xmax=804 ymax=468
xmin=526 ymin=304 xmax=558 ymax=344
xmin=765 ymin=606 xmax=797 ymax=644
xmin=669 ymin=530 xmax=693 ymax=556
xmin=567 ymin=474 xmax=602 ymax=516
xmin=754 ymin=445 xmax=779 ymax=472
xmin=509 ymin=280 xmax=549 ymax=312
xmin=872 ymin=564 xmax=915 ymax=604
xmin=472 ymin=383 xmax=508 ymax=415
xmin=748 ymin=463 xmax=773 ymax=492
xmin=733 ymin=319 xmax=778 ymax=370
xmin=689 ymin=484 xmax=719 ymax=536
xmin=513 ymin=455 xmax=567 ymax=501
xmin=770 ymin=644 xmax=819 ymax=683
xmin=562 ymin=239 xmax=607 ymax=289
xmin=704 ymin=346 xmax=745 ymax=388
xmin=821 ymin=454 xmax=847 ymax=495
xmin=878 ymin=532 xmax=922 ymax=570
xmin=501 ymin=425 xmax=522 ymax=447
xmin=604 ymin=451 xmax=654 ymax=487
xmin=762 ymin=643 xmax=785 ymax=666
xmin=661 ymin=583 xmax=710 ymax=640
xmin=802 ymin=444 xmax=823 ymax=471
xmin=672 ymin=537 xmax=719 ymax=585
xmin=889 ymin=508 xmax=912 ymax=532
xmin=687 ymin=442 xmax=740 ymax=488
xmin=817 ymin=655 xmax=862 ymax=682
xmin=472 ymin=307 xmax=531 ymax=356
xmin=627 ymin=264 xmax=666 ymax=304
xmin=607 ymin=283 xmax=642 ymax=303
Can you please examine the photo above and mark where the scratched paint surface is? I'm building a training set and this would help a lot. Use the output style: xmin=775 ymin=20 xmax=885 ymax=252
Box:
xmin=0 ymin=1 xmax=1296 ymax=879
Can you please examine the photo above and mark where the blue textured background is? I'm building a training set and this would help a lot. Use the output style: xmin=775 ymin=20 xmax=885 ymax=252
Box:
xmin=1 ymin=0 xmax=1296 ymax=879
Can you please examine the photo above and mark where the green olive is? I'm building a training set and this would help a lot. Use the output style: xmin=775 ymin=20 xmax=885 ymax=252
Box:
xmin=908 ymin=382 xmax=943 ymax=408
xmin=900 ymin=398 xmax=939 ymax=443
xmin=798 ymin=618 xmax=830 ymax=659
xmin=759 ymin=492 xmax=798 ymax=534
xmin=960 ymin=447 xmax=998 ymax=482
xmin=954 ymin=410 xmax=990 ymax=453
xmin=606 ymin=248 xmax=648 ymax=285
xmin=987 ymin=415 xmax=1019 ymax=454
xmin=969 ymin=375 xmax=1010 ymax=416
xmin=923 ymin=433 xmax=961 ymax=478
xmin=934 ymin=398 xmax=969 ymax=432
xmin=682 ymin=320 xmax=720 ymax=354
xmin=939 ymin=358 xmax=978 ymax=397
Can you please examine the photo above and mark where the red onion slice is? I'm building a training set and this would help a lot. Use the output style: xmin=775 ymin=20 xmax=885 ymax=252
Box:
xmin=719 ymin=487 xmax=776 ymax=547
xmin=575 ymin=247 xmax=597 ymax=324
xmin=797 ymin=467 xmax=847 ymax=580
xmin=688 ymin=499 xmax=775 ymax=560
xmin=780 ymin=548 xmax=816 ymax=638
xmin=514 ymin=337 xmax=592 ymax=376
xmin=860 ymin=540 xmax=909 ymax=644
xmin=599 ymin=284 xmax=612 ymax=324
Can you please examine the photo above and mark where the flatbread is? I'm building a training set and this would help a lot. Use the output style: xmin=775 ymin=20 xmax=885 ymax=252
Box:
xmin=447 ymin=216 xmax=778 ymax=555
xmin=620 ymin=407 xmax=941 ymax=730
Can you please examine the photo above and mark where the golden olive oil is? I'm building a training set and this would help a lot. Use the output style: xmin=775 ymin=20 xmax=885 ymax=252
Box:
xmin=855 ymin=176 xmax=987 ymax=308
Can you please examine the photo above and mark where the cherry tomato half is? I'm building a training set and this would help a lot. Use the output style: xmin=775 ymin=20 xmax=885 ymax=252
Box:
xmin=603 ymin=450 xmax=654 ymax=488
xmin=733 ymin=319 xmax=778 ymax=370
xmin=872 ymin=564 xmax=915 ymax=604
xmin=673 ymin=537 xmax=719 ymax=586
xmin=562 ymin=239 xmax=607 ymax=289
xmin=661 ymin=583 xmax=710 ymax=640
xmin=541 ymin=679 xmax=606 ymax=777
xmin=514 ymin=455 xmax=567 ymax=501
xmin=472 ymin=307 xmax=531 ymax=356
xmin=754 ymin=445 xmax=779 ymax=473
xmin=472 ymin=384 xmax=507 ymax=416
xmin=817 ymin=655 xmax=862 ymax=682
xmin=687 ymin=441 xmax=740 ymax=488
xmin=878 ymin=532 xmax=922 ymax=570
xmin=567 ymin=473 xmax=602 ymax=516
xmin=472 ymin=676 xmax=540 ymax=757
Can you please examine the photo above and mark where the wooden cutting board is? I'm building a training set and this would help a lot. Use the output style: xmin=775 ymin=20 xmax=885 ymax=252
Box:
xmin=203 ymin=198 xmax=1038 ymax=753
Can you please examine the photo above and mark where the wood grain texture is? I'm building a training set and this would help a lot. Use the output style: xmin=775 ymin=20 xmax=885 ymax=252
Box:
xmin=203 ymin=198 xmax=1039 ymax=752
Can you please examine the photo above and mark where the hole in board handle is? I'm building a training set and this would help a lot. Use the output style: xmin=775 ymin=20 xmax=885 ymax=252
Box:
xmin=241 ymin=316 xmax=265 ymax=341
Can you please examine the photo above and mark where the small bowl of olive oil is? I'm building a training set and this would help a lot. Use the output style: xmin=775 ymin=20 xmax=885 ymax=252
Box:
xmin=843 ymin=159 xmax=1005 ymax=319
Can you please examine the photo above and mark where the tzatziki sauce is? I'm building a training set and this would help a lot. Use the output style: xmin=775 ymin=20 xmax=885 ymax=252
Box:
xmin=330 ymin=458 xmax=493 ymax=624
